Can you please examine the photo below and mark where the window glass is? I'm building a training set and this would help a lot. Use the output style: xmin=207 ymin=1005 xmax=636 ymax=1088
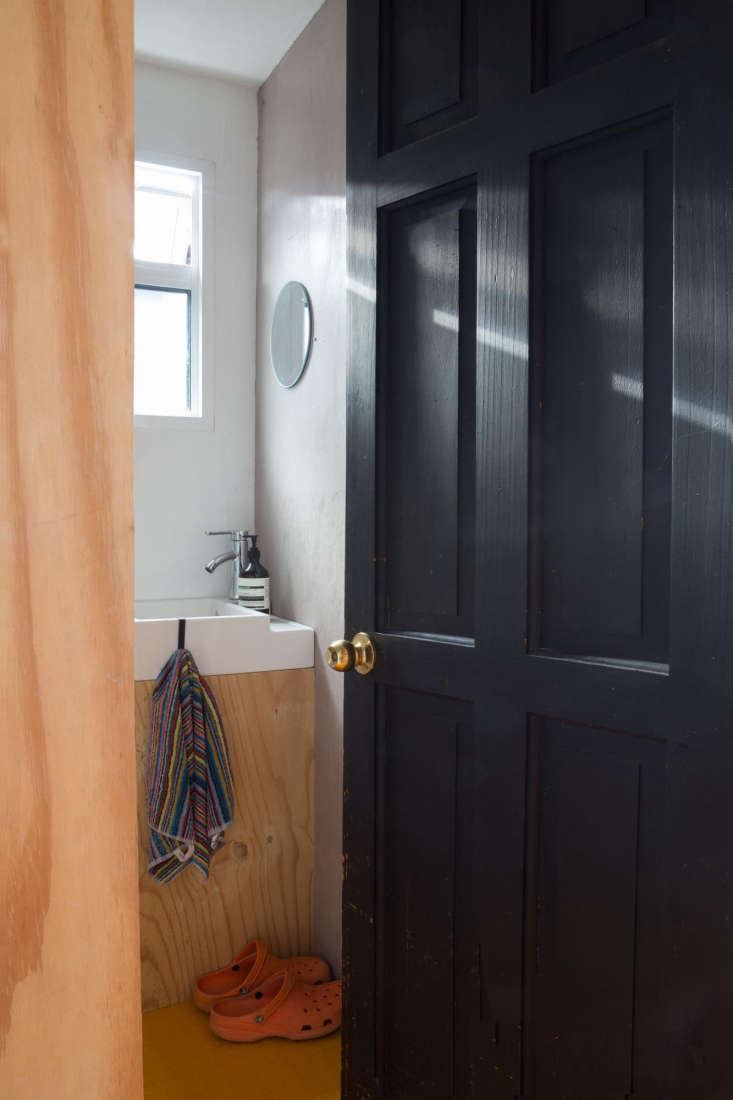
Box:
xmin=134 ymin=163 xmax=194 ymax=266
xmin=134 ymin=159 xmax=203 ymax=419
xmin=134 ymin=286 xmax=191 ymax=416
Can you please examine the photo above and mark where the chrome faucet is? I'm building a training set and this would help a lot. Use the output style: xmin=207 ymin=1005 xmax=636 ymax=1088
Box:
xmin=204 ymin=530 xmax=248 ymax=602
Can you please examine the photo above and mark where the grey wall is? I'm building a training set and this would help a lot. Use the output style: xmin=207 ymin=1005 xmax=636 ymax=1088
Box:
xmin=256 ymin=0 xmax=346 ymax=972
xmin=135 ymin=62 xmax=258 ymax=600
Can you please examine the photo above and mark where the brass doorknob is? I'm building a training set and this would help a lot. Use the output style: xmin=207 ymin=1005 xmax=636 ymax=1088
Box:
xmin=326 ymin=632 xmax=376 ymax=675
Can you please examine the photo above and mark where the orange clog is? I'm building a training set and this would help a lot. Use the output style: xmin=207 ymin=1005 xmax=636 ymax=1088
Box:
xmin=209 ymin=967 xmax=342 ymax=1042
xmin=193 ymin=940 xmax=331 ymax=1012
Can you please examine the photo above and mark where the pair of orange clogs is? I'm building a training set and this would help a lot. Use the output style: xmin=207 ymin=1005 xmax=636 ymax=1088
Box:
xmin=194 ymin=938 xmax=341 ymax=1043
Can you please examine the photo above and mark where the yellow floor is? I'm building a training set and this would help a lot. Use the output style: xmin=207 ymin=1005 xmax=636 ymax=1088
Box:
xmin=143 ymin=1001 xmax=341 ymax=1100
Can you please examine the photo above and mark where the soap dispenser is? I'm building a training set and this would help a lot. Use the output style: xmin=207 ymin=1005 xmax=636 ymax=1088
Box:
xmin=238 ymin=535 xmax=270 ymax=614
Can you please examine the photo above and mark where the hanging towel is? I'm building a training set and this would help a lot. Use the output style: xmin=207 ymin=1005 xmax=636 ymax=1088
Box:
xmin=146 ymin=648 xmax=234 ymax=884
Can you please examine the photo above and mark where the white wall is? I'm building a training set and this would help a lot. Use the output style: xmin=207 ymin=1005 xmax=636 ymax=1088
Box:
xmin=256 ymin=0 xmax=346 ymax=972
xmin=135 ymin=61 xmax=258 ymax=600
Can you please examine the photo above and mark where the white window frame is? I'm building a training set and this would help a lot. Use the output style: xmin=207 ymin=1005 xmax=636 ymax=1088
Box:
xmin=134 ymin=151 xmax=215 ymax=430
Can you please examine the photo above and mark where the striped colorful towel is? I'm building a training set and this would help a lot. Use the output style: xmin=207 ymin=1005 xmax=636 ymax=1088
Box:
xmin=146 ymin=648 xmax=234 ymax=884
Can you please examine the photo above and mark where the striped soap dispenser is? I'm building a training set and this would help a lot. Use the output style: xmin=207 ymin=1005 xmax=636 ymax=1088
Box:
xmin=238 ymin=534 xmax=270 ymax=614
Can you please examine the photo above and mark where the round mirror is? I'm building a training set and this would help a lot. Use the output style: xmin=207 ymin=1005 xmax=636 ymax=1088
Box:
xmin=270 ymin=281 xmax=313 ymax=388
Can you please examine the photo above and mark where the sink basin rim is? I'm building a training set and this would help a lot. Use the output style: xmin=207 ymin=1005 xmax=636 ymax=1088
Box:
xmin=134 ymin=597 xmax=259 ymax=622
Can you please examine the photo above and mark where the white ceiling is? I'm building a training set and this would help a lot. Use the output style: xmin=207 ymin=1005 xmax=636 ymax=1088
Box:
xmin=135 ymin=0 xmax=326 ymax=85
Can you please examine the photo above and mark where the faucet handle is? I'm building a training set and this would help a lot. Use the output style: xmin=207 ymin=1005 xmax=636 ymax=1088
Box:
xmin=205 ymin=529 xmax=248 ymax=539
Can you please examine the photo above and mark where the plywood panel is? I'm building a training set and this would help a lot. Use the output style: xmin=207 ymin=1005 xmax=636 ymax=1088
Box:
xmin=136 ymin=668 xmax=315 ymax=1011
xmin=0 ymin=1 xmax=139 ymax=1098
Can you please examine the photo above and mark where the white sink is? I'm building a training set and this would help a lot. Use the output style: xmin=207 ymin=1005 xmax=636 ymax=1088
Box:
xmin=134 ymin=597 xmax=314 ymax=681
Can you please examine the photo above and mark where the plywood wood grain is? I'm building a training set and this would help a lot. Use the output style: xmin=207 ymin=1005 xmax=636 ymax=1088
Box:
xmin=136 ymin=668 xmax=315 ymax=1011
xmin=0 ymin=1 xmax=140 ymax=1097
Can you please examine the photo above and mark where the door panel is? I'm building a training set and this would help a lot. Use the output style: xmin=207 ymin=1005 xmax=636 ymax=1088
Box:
xmin=530 ymin=113 xmax=672 ymax=663
xmin=525 ymin=718 xmax=668 ymax=1096
xmin=534 ymin=0 xmax=672 ymax=88
xmin=379 ymin=184 xmax=476 ymax=638
xmin=345 ymin=2 xmax=733 ymax=1097
xmin=379 ymin=0 xmax=478 ymax=151
xmin=378 ymin=689 xmax=476 ymax=1098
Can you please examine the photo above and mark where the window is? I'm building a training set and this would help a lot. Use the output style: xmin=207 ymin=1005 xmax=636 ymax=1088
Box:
xmin=134 ymin=160 xmax=203 ymax=419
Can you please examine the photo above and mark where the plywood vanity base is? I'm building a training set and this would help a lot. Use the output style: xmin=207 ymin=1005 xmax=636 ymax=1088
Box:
xmin=136 ymin=668 xmax=314 ymax=1011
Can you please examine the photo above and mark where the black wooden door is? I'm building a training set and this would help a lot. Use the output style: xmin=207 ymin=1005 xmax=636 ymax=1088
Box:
xmin=343 ymin=3 xmax=733 ymax=1097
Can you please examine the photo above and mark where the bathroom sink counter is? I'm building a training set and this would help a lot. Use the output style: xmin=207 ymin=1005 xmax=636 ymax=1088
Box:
xmin=135 ymin=598 xmax=316 ymax=1011
xmin=134 ymin=597 xmax=314 ymax=681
